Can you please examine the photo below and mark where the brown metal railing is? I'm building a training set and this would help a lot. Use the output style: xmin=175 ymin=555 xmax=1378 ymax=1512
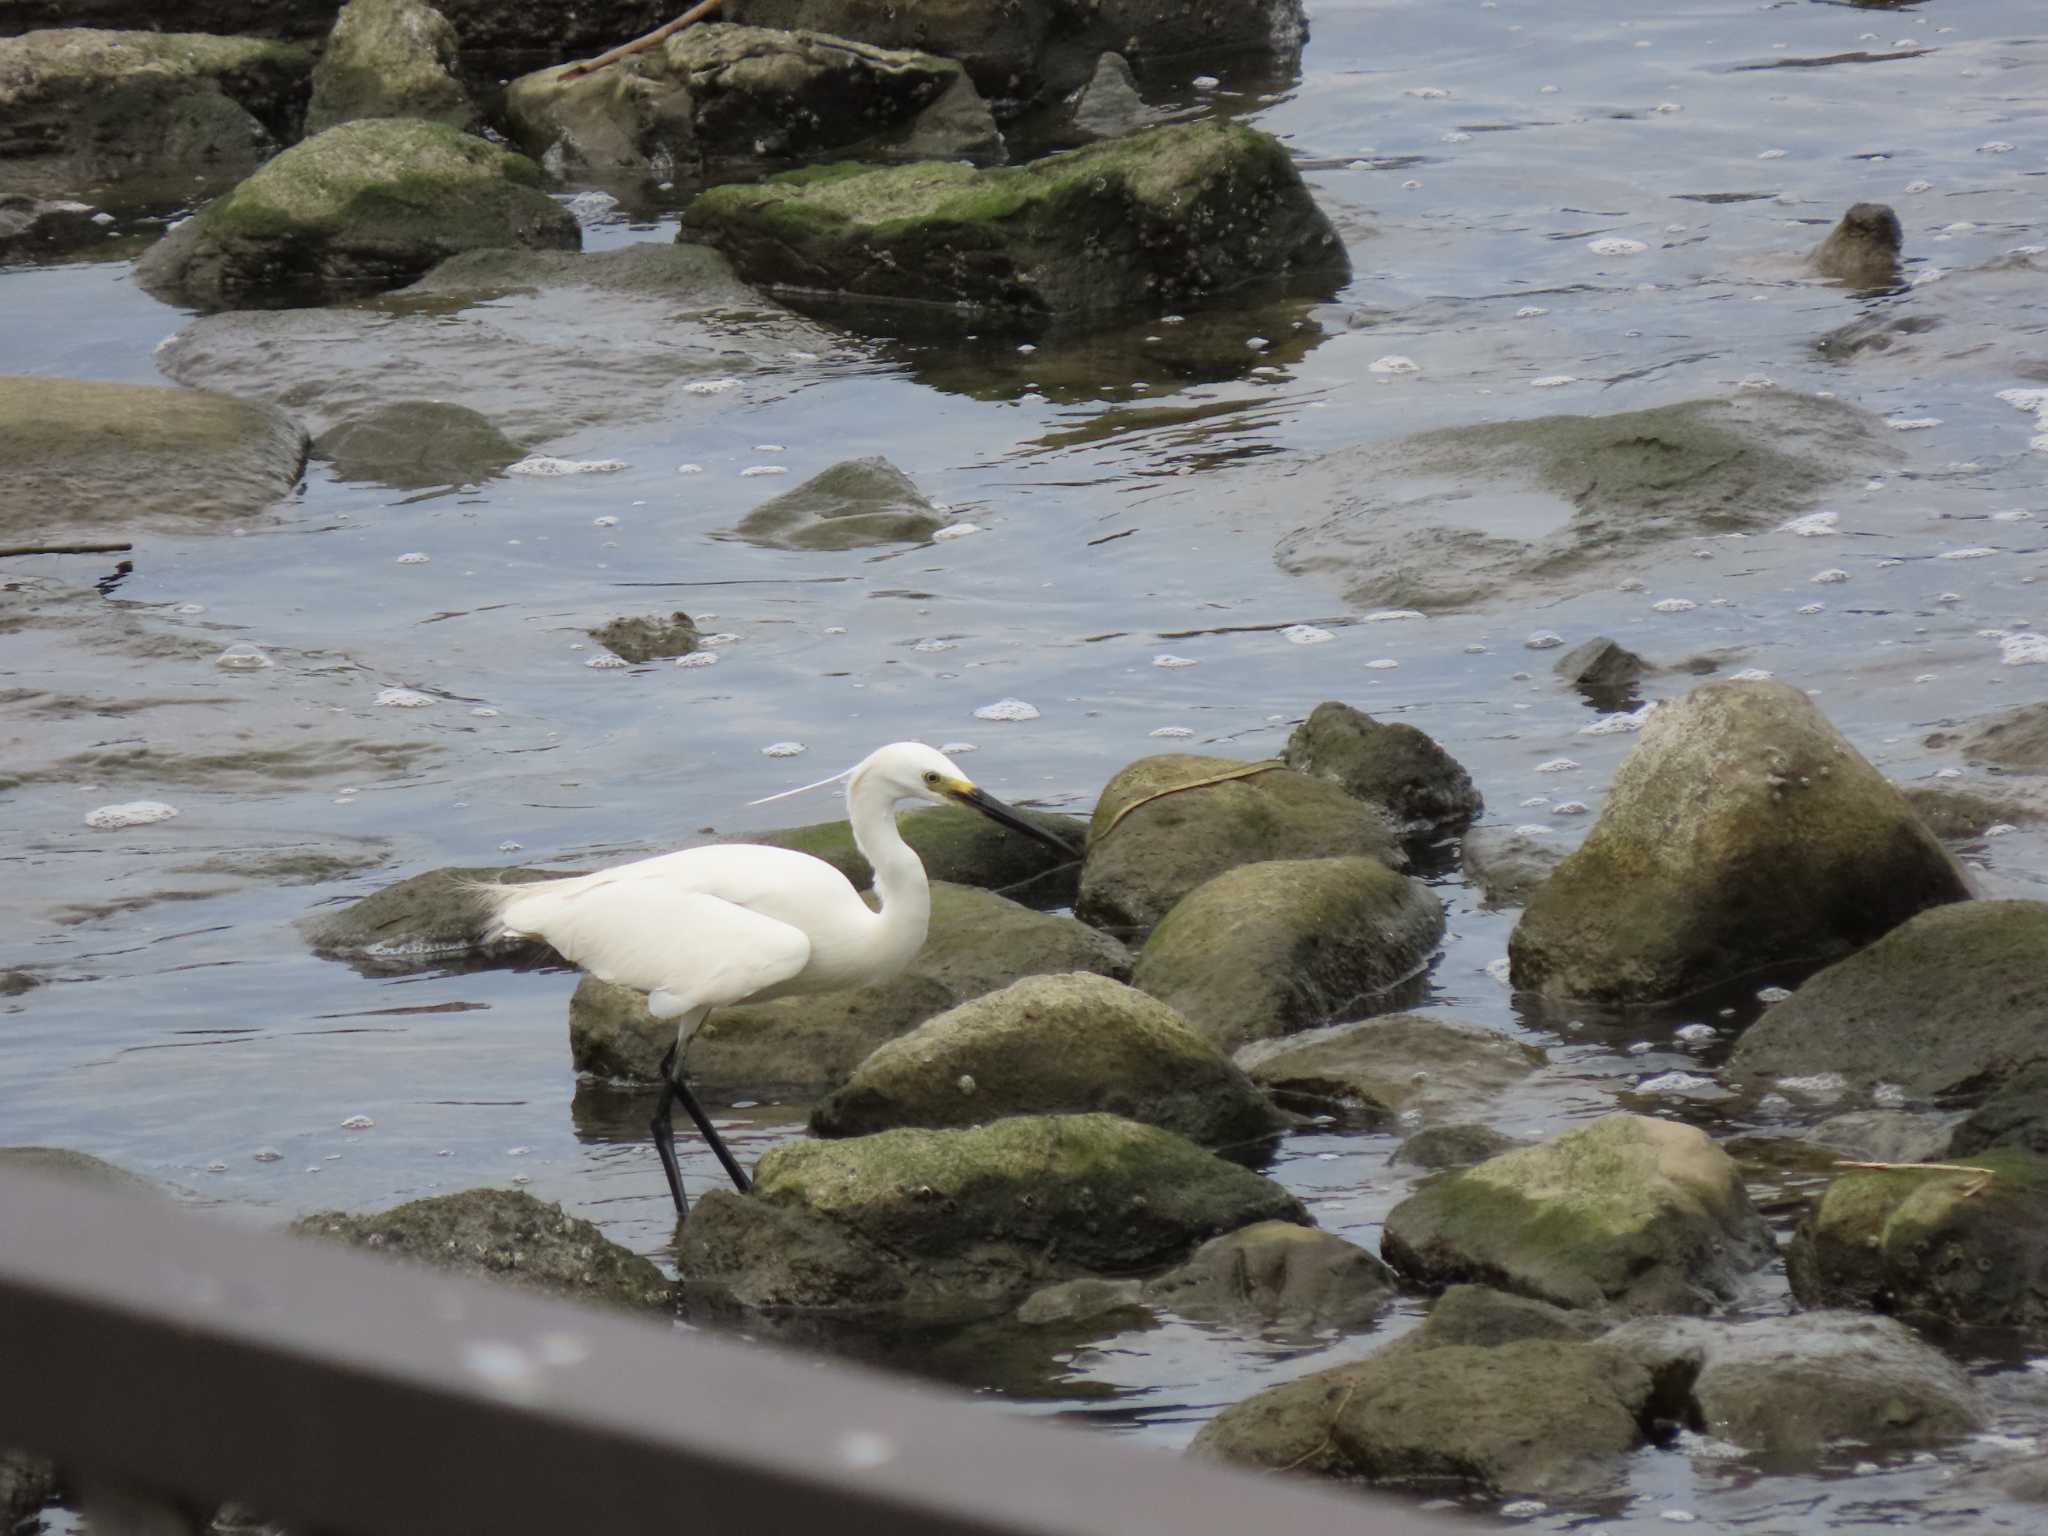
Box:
xmin=0 ymin=1168 xmax=1472 ymax=1536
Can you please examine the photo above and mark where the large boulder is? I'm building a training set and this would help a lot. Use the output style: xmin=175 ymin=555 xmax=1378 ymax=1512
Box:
xmin=505 ymin=24 xmax=1000 ymax=186
xmin=1076 ymin=754 xmax=1401 ymax=936
xmin=1380 ymin=1113 xmax=1776 ymax=1315
xmin=572 ymin=882 xmax=1131 ymax=1094
xmin=311 ymin=399 xmax=520 ymax=488
xmin=298 ymin=863 xmax=564 ymax=969
xmin=1280 ymin=701 xmax=1482 ymax=841
xmin=810 ymin=972 xmax=1282 ymax=1145
xmin=0 ymin=28 xmax=308 ymax=199
xmin=679 ymin=120 xmax=1347 ymax=323
xmin=135 ymin=118 xmax=578 ymax=311
xmin=1240 ymin=1011 xmax=1545 ymax=1125
xmin=293 ymin=1188 xmax=673 ymax=1309
xmin=730 ymin=456 xmax=947 ymax=550
xmin=1730 ymin=901 xmax=2048 ymax=1101
xmin=1129 ymin=858 xmax=1443 ymax=1051
xmin=305 ymin=0 xmax=473 ymax=134
xmin=678 ymin=1113 xmax=1307 ymax=1322
xmin=1509 ymin=680 xmax=1970 ymax=1005
xmin=1 ymin=376 xmax=307 ymax=543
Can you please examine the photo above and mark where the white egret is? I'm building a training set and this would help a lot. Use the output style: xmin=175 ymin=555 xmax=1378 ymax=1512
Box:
xmin=469 ymin=742 xmax=1077 ymax=1216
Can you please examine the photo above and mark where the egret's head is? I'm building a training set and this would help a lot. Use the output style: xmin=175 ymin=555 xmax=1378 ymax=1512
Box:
xmin=862 ymin=742 xmax=1077 ymax=856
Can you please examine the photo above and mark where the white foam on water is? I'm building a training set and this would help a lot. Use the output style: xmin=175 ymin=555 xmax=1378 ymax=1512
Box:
xmin=84 ymin=800 xmax=178 ymax=830
xmin=585 ymin=653 xmax=631 ymax=669
xmin=762 ymin=742 xmax=806 ymax=757
xmin=932 ymin=523 xmax=981 ymax=542
xmin=912 ymin=638 xmax=956 ymax=653
xmin=1365 ymin=658 xmax=1399 ymax=670
xmin=974 ymin=699 xmax=1039 ymax=722
xmin=674 ymin=652 xmax=719 ymax=668
xmin=340 ymin=1115 xmax=374 ymax=1130
xmin=939 ymin=742 xmax=977 ymax=754
xmin=699 ymin=633 xmax=740 ymax=646
xmin=1811 ymin=569 xmax=1850 ymax=584
xmin=1404 ymin=86 xmax=1451 ymax=98
xmin=1580 ymin=703 xmax=1656 ymax=735
xmin=215 ymin=646 xmax=272 ymax=670
xmin=1651 ymin=598 xmax=1697 ymax=612
xmin=1636 ymin=1072 xmax=1721 ymax=1095
xmin=683 ymin=378 xmax=739 ymax=395
xmin=507 ymin=457 xmax=626 ymax=476
xmin=1979 ymin=141 xmax=2017 ymax=153
xmin=1525 ymin=631 xmax=1564 ymax=650
xmin=1153 ymin=654 xmax=1198 ymax=668
xmin=740 ymin=465 xmax=788 ymax=478
xmin=1777 ymin=1072 xmax=1847 ymax=1097
xmin=1536 ymin=758 xmax=1579 ymax=773
xmin=1939 ymin=547 xmax=1996 ymax=559
xmin=1729 ymin=668 xmax=1773 ymax=682
xmin=677 ymin=463 xmax=704 ymax=474
xmin=1780 ymin=511 xmax=1838 ymax=536
xmin=1282 ymin=625 xmax=1334 ymax=645
xmin=1366 ymin=609 xmax=1424 ymax=622
xmin=1675 ymin=1023 xmax=1718 ymax=1044
xmin=395 ymin=552 xmax=430 ymax=565
xmin=592 ymin=515 xmax=618 ymax=528
xmin=1369 ymin=355 xmax=1420 ymax=374
xmin=2001 ymin=633 xmax=2048 ymax=665
xmin=1515 ymin=306 xmax=1549 ymax=318
xmin=1150 ymin=727 xmax=1196 ymax=738
xmin=1757 ymin=149 xmax=1787 ymax=160
xmin=1531 ymin=375 xmax=1576 ymax=388
xmin=374 ymin=688 xmax=436 ymax=708
xmin=1588 ymin=237 xmax=1647 ymax=255
xmin=1887 ymin=417 xmax=1942 ymax=431
xmin=1797 ymin=602 xmax=1825 ymax=615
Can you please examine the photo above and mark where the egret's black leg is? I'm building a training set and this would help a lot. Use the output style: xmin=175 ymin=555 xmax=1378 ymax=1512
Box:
xmin=650 ymin=1043 xmax=689 ymax=1216
xmin=673 ymin=1074 xmax=752 ymax=1193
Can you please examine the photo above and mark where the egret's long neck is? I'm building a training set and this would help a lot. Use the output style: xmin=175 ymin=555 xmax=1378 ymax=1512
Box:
xmin=847 ymin=767 xmax=930 ymax=960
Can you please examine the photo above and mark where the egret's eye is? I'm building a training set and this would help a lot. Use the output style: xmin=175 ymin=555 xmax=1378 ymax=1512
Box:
xmin=923 ymin=771 xmax=942 ymax=786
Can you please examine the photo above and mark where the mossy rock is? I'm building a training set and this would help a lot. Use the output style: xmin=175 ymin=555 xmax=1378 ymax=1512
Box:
xmin=1143 ymin=1221 xmax=1395 ymax=1336
xmin=0 ymin=1146 xmax=157 ymax=1195
xmin=1811 ymin=201 xmax=1901 ymax=289
xmin=1380 ymin=1113 xmax=1775 ymax=1315
xmin=1730 ymin=901 xmax=2048 ymax=1100
xmin=1076 ymin=754 xmax=1402 ymax=937
xmin=1552 ymin=636 xmax=1647 ymax=710
xmin=811 ymin=971 xmax=1283 ymax=1145
xmin=1509 ymin=680 xmax=1969 ymax=1005
xmin=1394 ymin=1124 xmax=1531 ymax=1170
xmin=298 ymin=863 xmax=565 ymax=969
xmin=730 ymin=456 xmax=946 ymax=550
xmin=588 ymin=611 xmax=699 ymax=664
xmin=1130 ymin=857 xmax=1444 ymax=1051
xmin=312 ymin=399 xmax=520 ymax=489
xmin=135 ymin=117 xmax=578 ymax=311
xmin=1281 ymin=701 xmax=1482 ymax=840
xmin=751 ymin=800 xmax=1083 ymax=904
xmin=306 ymin=0 xmax=473 ymax=135
xmin=294 ymin=1188 xmax=672 ymax=1310
xmin=1240 ymin=1011 xmax=1544 ymax=1125
xmin=679 ymin=119 xmax=1347 ymax=321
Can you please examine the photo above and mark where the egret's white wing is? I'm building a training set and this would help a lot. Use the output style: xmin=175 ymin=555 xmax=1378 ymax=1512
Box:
xmin=496 ymin=842 xmax=861 ymax=931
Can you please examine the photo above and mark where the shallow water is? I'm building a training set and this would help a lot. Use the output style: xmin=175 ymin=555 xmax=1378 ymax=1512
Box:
xmin=5 ymin=0 xmax=2048 ymax=1527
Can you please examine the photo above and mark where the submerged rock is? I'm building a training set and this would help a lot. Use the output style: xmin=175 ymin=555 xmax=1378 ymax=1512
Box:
xmin=1407 ymin=1283 xmax=1606 ymax=1349
xmin=1552 ymin=636 xmax=1647 ymax=710
xmin=135 ymin=118 xmax=578 ymax=311
xmin=1131 ymin=858 xmax=1444 ymax=1051
xmin=1902 ymin=781 xmax=2048 ymax=841
xmin=1811 ymin=201 xmax=1902 ymax=289
xmin=0 ymin=376 xmax=307 ymax=542
xmin=505 ymin=24 xmax=1000 ymax=185
xmin=1394 ymin=1123 xmax=1531 ymax=1170
xmin=730 ymin=456 xmax=947 ymax=550
xmin=1460 ymin=825 xmax=1564 ymax=911
xmin=1381 ymin=1113 xmax=1775 ymax=1315
xmin=0 ymin=191 xmax=101 ymax=259
xmin=1730 ymin=901 xmax=2048 ymax=1101
xmin=311 ymin=399 xmax=521 ymax=488
xmin=1075 ymin=754 xmax=1401 ymax=936
xmin=306 ymin=0 xmax=472 ymax=134
xmin=1510 ymin=680 xmax=1969 ymax=1005
xmin=588 ymin=611 xmax=699 ymax=664
xmin=1144 ymin=1222 xmax=1396 ymax=1334
xmin=680 ymin=1113 xmax=1307 ymax=1322
xmin=573 ymin=882 xmax=1130 ymax=1094
xmin=1280 ymin=701 xmax=1482 ymax=840
xmin=298 ymin=863 xmax=564 ymax=968
xmin=0 ymin=28 xmax=309 ymax=200
xmin=680 ymin=120 xmax=1347 ymax=323
xmin=295 ymin=1188 xmax=673 ymax=1309
xmin=1241 ymin=1011 xmax=1545 ymax=1125
xmin=1939 ymin=703 xmax=2048 ymax=771
xmin=811 ymin=972 xmax=1282 ymax=1145
xmin=1805 ymin=1110 xmax=1962 ymax=1166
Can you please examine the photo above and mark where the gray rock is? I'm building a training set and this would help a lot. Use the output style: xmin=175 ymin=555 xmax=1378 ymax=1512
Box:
xmin=679 ymin=1113 xmax=1308 ymax=1323
xmin=1240 ymin=1011 xmax=1544 ymax=1125
xmin=294 ymin=1188 xmax=673 ymax=1309
xmin=1602 ymin=1312 xmax=1982 ymax=1456
xmin=588 ymin=611 xmax=699 ymax=664
xmin=1014 ymin=1276 xmax=1150 ymax=1328
xmin=1950 ymin=1062 xmax=2048 ymax=1159
xmin=1730 ymin=901 xmax=2048 ymax=1100
xmin=505 ymin=24 xmax=1001 ymax=185
xmin=731 ymin=457 xmax=946 ymax=551
xmin=1552 ymin=635 xmax=1647 ymax=710
xmin=1460 ymin=825 xmax=1564 ymax=910
xmin=1510 ymin=680 xmax=1970 ymax=1005
xmin=1806 ymin=1110 xmax=1962 ymax=1165
xmin=1408 ymin=1283 xmax=1606 ymax=1348
xmin=1381 ymin=1113 xmax=1776 ymax=1315
xmin=1936 ymin=703 xmax=2048 ymax=771
xmin=311 ymin=400 xmax=521 ymax=489
xmin=1066 ymin=51 xmax=1155 ymax=141
xmin=1280 ymin=701 xmax=1482 ymax=840
xmin=298 ymin=863 xmax=565 ymax=969
xmin=680 ymin=120 xmax=1347 ymax=323
xmin=0 ymin=970 xmax=37 ymax=996
xmin=0 ymin=1146 xmax=157 ymax=1193
xmin=0 ymin=376 xmax=307 ymax=543
xmin=1076 ymin=753 xmax=1403 ymax=938
xmin=1393 ymin=1123 xmax=1531 ymax=1170
xmin=572 ymin=882 xmax=1131 ymax=1094
xmin=1144 ymin=1221 xmax=1396 ymax=1335
xmin=0 ymin=191 xmax=100 ymax=258
xmin=1131 ymin=858 xmax=1445 ymax=1052
xmin=1902 ymin=781 xmax=2048 ymax=841
xmin=306 ymin=0 xmax=473 ymax=134
xmin=1811 ymin=202 xmax=1902 ymax=289
xmin=135 ymin=118 xmax=578 ymax=311
xmin=811 ymin=972 xmax=1282 ymax=1146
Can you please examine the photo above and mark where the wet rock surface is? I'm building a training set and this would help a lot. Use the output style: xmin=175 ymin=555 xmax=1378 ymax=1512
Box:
xmin=295 ymin=1187 xmax=673 ymax=1309
xmin=1949 ymin=1062 xmax=2048 ymax=1159
xmin=1510 ymin=680 xmax=1969 ymax=1005
xmin=1131 ymin=857 xmax=1445 ymax=1051
xmin=1939 ymin=703 xmax=2048 ymax=771
xmin=811 ymin=972 xmax=1282 ymax=1145
xmin=1805 ymin=1110 xmax=1962 ymax=1166
xmin=1381 ymin=1113 xmax=1775 ymax=1314
xmin=1240 ymin=1011 xmax=1546 ymax=1125
xmin=1459 ymin=825 xmax=1564 ymax=910
xmin=305 ymin=0 xmax=473 ymax=135
xmin=0 ymin=191 xmax=100 ymax=258
xmin=588 ymin=610 xmax=699 ymax=664
xmin=731 ymin=456 xmax=948 ymax=550
xmin=1280 ymin=700 xmax=1482 ymax=840
xmin=311 ymin=399 xmax=521 ymax=488
xmin=298 ymin=863 xmax=565 ymax=968
xmin=1394 ymin=1123 xmax=1531 ymax=1170
xmin=1552 ymin=635 xmax=1648 ymax=710
xmin=135 ymin=117 xmax=578 ymax=311
xmin=1811 ymin=201 xmax=1902 ymax=289
xmin=1142 ymin=1221 xmax=1396 ymax=1335
xmin=1064 ymin=51 xmax=1157 ymax=142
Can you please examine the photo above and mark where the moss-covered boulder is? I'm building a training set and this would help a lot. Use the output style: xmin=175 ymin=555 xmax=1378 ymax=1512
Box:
xmin=1509 ymin=680 xmax=1970 ymax=1005
xmin=730 ymin=456 xmax=946 ymax=550
xmin=135 ymin=118 xmax=578 ymax=311
xmin=1143 ymin=1221 xmax=1396 ymax=1335
xmin=306 ymin=0 xmax=472 ymax=134
xmin=752 ymin=800 xmax=1083 ymax=904
xmin=311 ymin=399 xmax=519 ymax=488
xmin=1076 ymin=754 xmax=1401 ymax=937
xmin=1241 ymin=1011 xmax=1544 ymax=1125
xmin=1130 ymin=858 xmax=1443 ymax=1051
xmin=1381 ymin=1113 xmax=1775 ymax=1315
xmin=0 ymin=28 xmax=309 ymax=200
xmin=505 ymin=23 xmax=999 ymax=186
xmin=1 ymin=376 xmax=307 ymax=542
xmin=573 ymin=882 xmax=1130 ymax=1094
xmin=1460 ymin=824 xmax=1564 ymax=911
xmin=588 ymin=611 xmax=699 ymax=664
xmin=1786 ymin=1154 xmax=2048 ymax=1339
xmin=679 ymin=1112 xmax=1306 ymax=1322
xmin=680 ymin=120 xmax=1347 ymax=322
xmin=294 ymin=1188 xmax=673 ymax=1309
xmin=1811 ymin=201 xmax=1902 ymax=290
xmin=811 ymin=972 xmax=1282 ymax=1144
xmin=1280 ymin=701 xmax=1481 ymax=841
xmin=1730 ymin=901 xmax=2048 ymax=1100
xmin=298 ymin=863 xmax=565 ymax=969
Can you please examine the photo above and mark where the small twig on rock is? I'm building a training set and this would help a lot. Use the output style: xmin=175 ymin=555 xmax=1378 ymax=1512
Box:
xmin=0 ymin=541 xmax=134 ymax=558
xmin=1271 ymin=1379 xmax=1360 ymax=1475
xmin=559 ymin=0 xmax=723 ymax=81
xmin=1834 ymin=1159 xmax=1998 ymax=1198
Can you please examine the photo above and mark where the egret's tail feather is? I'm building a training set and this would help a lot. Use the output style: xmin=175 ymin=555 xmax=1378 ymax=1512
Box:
xmin=456 ymin=874 xmax=570 ymax=945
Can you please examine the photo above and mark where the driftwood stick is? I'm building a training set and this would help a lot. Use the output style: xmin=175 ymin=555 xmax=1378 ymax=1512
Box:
xmin=0 ymin=541 xmax=134 ymax=558
xmin=559 ymin=0 xmax=724 ymax=81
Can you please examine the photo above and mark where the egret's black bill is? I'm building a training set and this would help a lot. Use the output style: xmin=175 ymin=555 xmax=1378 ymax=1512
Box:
xmin=949 ymin=785 xmax=1081 ymax=858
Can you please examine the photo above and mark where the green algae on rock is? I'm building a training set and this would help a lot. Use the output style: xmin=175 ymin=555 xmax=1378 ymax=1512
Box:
xmin=312 ymin=399 xmax=520 ymax=488
xmin=305 ymin=0 xmax=474 ymax=135
xmin=135 ymin=117 xmax=578 ymax=311
xmin=730 ymin=456 xmax=947 ymax=550
xmin=588 ymin=611 xmax=700 ymax=664
xmin=678 ymin=120 xmax=1348 ymax=322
